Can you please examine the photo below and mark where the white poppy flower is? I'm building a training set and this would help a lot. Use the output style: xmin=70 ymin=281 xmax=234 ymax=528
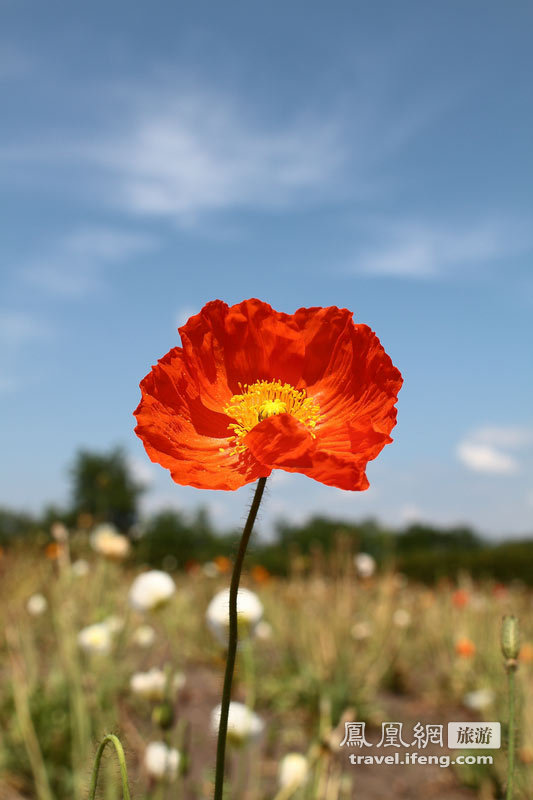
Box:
xmin=279 ymin=753 xmax=309 ymax=789
xmin=90 ymin=524 xmax=130 ymax=559
xmin=129 ymin=570 xmax=175 ymax=612
xmin=132 ymin=624 xmax=156 ymax=648
xmin=130 ymin=668 xmax=185 ymax=701
xmin=354 ymin=553 xmax=376 ymax=578
xmin=77 ymin=623 xmax=112 ymax=654
xmin=27 ymin=593 xmax=47 ymax=616
xmin=71 ymin=559 xmax=90 ymax=577
xmin=144 ymin=741 xmax=180 ymax=781
xmin=392 ymin=609 xmax=411 ymax=628
xmin=463 ymin=688 xmax=495 ymax=711
xmin=210 ymin=701 xmax=264 ymax=746
xmin=206 ymin=588 xmax=263 ymax=645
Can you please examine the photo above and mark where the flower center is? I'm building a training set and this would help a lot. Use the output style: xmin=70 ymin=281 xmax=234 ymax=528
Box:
xmin=222 ymin=379 xmax=322 ymax=455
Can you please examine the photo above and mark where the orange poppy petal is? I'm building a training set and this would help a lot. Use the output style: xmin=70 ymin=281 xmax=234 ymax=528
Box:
xmin=297 ymin=450 xmax=370 ymax=491
xmin=312 ymin=325 xmax=400 ymax=420
xmin=245 ymin=414 xmax=316 ymax=469
xmin=180 ymin=299 xmax=305 ymax=407
xmin=293 ymin=305 xmax=356 ymax=388
xmin=311 ymin=325 xmax=402 ymax=457
xmin=134 ymin=347 xmax=269 ymax=490
xmin=244 ymin=413 xmax=370 ymax=491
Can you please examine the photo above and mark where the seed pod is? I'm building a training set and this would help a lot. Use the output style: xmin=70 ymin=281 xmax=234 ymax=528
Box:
xmin=152 ymin=702 xmax=175 ymax=730
xmin=501 ymin=615 xmax=520 ymax=662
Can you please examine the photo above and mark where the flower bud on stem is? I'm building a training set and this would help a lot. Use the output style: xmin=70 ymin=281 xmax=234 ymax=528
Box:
xmin=501 ymin=615 xmax=520 ymax=800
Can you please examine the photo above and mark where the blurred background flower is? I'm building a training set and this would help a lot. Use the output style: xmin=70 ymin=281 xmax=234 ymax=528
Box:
xmin=129 ymin=569 xmax=175 ymax=612
xmin=206 ymin=587 xmax=264 ymax=645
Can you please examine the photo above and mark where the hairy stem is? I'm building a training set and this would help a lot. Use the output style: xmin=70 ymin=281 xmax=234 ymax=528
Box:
xmin=213 ymin=476 xmax=267 ymax=800
xmin=88 ymin=734 xmax=131 ymax=800
xmin=506 ymin=667 xmax=516 ymax=800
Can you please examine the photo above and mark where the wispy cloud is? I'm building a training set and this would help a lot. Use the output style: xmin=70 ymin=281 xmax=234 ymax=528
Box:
xmin=0 ymin=72 xmax=458 ymax=228
xmin=81 ymin=90 xmax=344 ymax=224
xmin=23 ymin=226 xmax=157 ymax=297
xmin=472 ymin=426 xmax=533 ymax=449
xmin=457 ymin=426 xmax=533 ymax=474
xmin=351 ymin=219 xmax=531 ymax=279
xmin=457 ymin=442 xmax=518 ymax=474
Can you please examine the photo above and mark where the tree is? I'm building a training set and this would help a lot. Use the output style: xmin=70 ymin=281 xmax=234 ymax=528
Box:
xmin=0 ymin=507 xmax=41 ymax=546
xmin=70 ymin=448 xmax=144 ymax=532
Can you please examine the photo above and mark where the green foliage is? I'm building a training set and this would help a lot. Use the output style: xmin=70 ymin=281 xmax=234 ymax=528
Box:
xmin=397 ymin=539 xmax=533 ymax=584
xmin=276 ymin=515 xmax=393 ymax=560
xmin=397 ymin=523 xmax=482 ymax=553
xmin=136 ymin=508 xmax=235 ymax=567
xmin=70 ymin=448 xmax=144 ymax=531
xmin=0 ymin=508 xmax=43 ymax=546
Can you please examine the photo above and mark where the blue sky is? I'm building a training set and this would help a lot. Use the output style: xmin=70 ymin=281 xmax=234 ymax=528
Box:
xmin=1 ymin=0 xmax=532 ymax=539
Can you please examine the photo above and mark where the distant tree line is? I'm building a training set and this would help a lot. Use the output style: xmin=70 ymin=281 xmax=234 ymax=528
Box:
xmin=1 ymin=448 xmax=532 ymax=584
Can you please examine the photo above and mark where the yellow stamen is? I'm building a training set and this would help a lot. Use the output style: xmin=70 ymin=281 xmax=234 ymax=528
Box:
xmin=221 ymin=379 xmax=322 ymax=455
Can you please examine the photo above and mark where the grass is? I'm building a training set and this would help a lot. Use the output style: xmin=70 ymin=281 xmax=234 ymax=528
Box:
xmin=1 ymin=540 xmax=532 ymax=799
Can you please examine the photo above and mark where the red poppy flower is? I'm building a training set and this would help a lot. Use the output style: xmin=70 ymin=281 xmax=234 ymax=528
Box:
xmin=134 ymin=299 xmax=402 ymax=491
xmin=452 ymin=589 xmax=470 ymax=609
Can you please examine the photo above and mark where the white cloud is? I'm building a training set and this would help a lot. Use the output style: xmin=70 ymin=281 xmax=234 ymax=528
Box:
xmin=472 ymin=426 xmax=533 ymax=449
xmin=0 ymin=73 xmax=455 ymax=228
xmin=23 ymin=226 xmax=157 ymax=297
xmin=457 ymin=425 xmax=533 ymax=475
xmin=80 ymin=90 xmax=344 ymax=224
xmin=353 ymin=219 xmax=531 ymax=279
xmin=457 ymin=442 xmax=518 ymax=475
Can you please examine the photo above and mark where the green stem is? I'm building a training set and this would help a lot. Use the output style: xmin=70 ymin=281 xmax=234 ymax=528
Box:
xmin=88 ymin=734 xmax=131 ymax=800
xmin=213 ymin=476 xmax=267 ymax=800
xmin=506 ymin=667 xmax=516 ymax=800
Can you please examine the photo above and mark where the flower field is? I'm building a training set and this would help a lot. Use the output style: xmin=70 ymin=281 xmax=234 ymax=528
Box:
xmin=1 ymin=536 xmax=532 ymax=799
